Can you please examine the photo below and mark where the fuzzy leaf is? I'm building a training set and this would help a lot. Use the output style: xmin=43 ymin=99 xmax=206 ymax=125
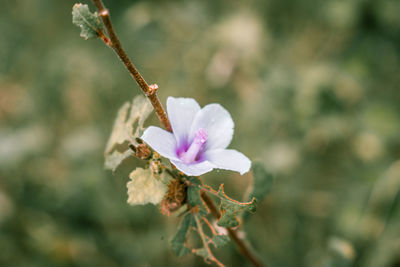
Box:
xmin=217 ymin=184 xmax=257 ymax=228
xmin=243 ymin=162 xmax=274 ymax=221
xmin=72 ymin=3 xmax=103 ymax=40
xmin=187 ymin=185 xmax=202 ymax=207
xmin=186 ymin=177 xmax=207 ymax=214
xmin=127 ymin=168 xmax=167 ymax=205
xmin=193 ymin=248 xmax=212 ymax=262
xmin=171 ymin=213 xmax=193 ymax=257
xmin=104 ymin=96 xmax=153 ymax=171
xmin=212 ymin=235 xmax=230 ymax=248
xmin=249 ymin=162 xmax=274 ymax=202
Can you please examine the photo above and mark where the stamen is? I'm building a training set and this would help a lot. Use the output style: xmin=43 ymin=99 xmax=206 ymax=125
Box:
xmin=179 ymin=128 xmax=208 ymax=164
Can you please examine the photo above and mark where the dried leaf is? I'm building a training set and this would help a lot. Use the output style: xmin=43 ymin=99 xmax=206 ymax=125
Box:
xmin=127 ymin=168 xmax=167 ymax=205
xmin=126 ymin=95 xmax=153 ymax=140
xmin=104 ymin=150 xmax=132 ymax=173
xmin=104 ymin=96 xmax=153 ymax=171
xmin=160 ymin=179 xmax=187 ymax=216
xmin=104 ymin=101 xmax=131 ymax=155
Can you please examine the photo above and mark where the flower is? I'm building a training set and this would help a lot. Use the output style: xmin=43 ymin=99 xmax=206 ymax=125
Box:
xmin=141 ymin=97 xmax=251 ymax=176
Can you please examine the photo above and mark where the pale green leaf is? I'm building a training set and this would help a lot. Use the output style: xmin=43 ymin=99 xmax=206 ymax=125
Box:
xmin=127 ymin=168 xmax=167 ymax=205
xmin=72 ymin=3 xmax=103 ymax=40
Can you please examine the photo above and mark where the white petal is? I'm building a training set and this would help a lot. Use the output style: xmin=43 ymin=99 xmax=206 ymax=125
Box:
xmin=190 ymin=104 xmax=234 ymax=150
xmin=141 ymin=126 xmax=178 ymax=160
xmin=203 ymin=149 xmax=251 ymax=175
xmin=167 ymin=97 xmax=201 ymax=147
xmin=171 ymin=159 xmax=216 ymax=176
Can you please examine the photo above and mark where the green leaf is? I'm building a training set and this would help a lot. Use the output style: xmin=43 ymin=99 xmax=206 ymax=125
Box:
xmin=171 ymin=213 xmax=193 ymax=257
xmin=193 ymin=247 xmax=212 ymax=262
xmin=217 ymin=184 xmax=257 ymax=228
xmin=243 ymin=162 xmax=274 ymax=220
xmin=212 ymin=235 xmax=230 ymax=248
xmin=104 ymin=95 xmax=153 ymax=171
xmin=249 ymin=162 xmax=274 ymax=202
xmin=72 ymin=3 xmax=103 ymax=40
xmin=186 ymin=177 xmax=207 ymax=214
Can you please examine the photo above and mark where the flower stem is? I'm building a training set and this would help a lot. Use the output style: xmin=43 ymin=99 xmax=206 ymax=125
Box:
xmin=91 ymin=1 xmax=263 ymax=266
xmin=91 ymin=0 xmax=172 ymax=132
xmin=200 ymin=190 xmax=265 ymax=267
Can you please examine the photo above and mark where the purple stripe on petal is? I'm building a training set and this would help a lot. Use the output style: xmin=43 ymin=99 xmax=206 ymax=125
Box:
xmin=178 ymin=128 xmax=208 ymax=164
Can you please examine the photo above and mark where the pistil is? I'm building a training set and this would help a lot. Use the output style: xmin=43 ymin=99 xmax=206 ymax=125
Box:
xmin=179 ymin=128 xmax=208 ymax=164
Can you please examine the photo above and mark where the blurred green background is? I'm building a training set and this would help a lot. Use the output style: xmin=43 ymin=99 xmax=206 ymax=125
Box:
xmin=1 ymin=0 xmax=400 ymax=266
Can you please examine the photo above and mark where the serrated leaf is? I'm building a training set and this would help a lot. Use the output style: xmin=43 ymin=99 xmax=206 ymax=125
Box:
xmin=212 ymin=235 xmax=230 ymax=248
xmin=127 ymin=168 xmax=167 ymax=205
xmin=104 ymin=95 xmax=153 ymax=171
xmin=217 ymin=184 xmax=257 ymax=228
xmin=171 ymin=213 xmax=193 ymax=257
xmin=72 ymin=3 xmax=103 ymax=40
xmin=249 ymin=162 xmax=274 ymax=202
xmin=193 ymin=247 xmax=212 ymax=261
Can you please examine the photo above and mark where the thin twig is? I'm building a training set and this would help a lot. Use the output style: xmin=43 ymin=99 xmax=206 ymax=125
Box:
xmin=193 ymin=214 xmax=225 ymax=267
xmin=200 ymin=190 xmax=265 ymax=267
xmin=91 ymin=0 xmax=172 ymax=132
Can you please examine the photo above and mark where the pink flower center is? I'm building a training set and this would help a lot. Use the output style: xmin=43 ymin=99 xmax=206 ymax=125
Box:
xmin=178 ymin=128 xmax=208 ymax=164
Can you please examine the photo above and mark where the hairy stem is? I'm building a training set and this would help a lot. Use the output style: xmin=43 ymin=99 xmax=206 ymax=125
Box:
xmin=91 ymin=0 xmax=172 ymax=132
xmin=200 ymin=190 xmax=265 ymax=267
